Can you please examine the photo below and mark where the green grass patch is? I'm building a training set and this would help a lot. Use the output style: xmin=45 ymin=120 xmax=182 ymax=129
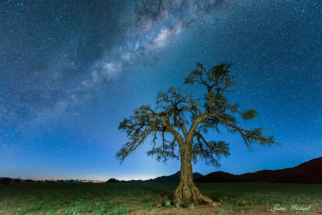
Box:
xmin=0 ymin=182 xmax=321 ymax=214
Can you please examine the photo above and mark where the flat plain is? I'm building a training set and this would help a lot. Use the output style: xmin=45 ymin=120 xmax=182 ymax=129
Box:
xmin=0 ymin=182 xmax=321 ymax=215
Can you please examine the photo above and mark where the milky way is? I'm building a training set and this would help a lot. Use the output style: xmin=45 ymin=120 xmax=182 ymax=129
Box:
xmin=0 ymin=0 xmax=321 ymax=181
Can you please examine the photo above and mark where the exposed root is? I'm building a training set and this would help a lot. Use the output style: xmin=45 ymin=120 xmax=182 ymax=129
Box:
xmin=173 ymin=183 xmax=218 ymax=207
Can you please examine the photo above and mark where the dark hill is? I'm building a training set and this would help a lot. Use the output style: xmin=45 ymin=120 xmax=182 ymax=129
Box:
xmin=106 ymin=171 xmax=203 ymax=183
xmin=194 ymin=171 xmax=239 ymax=183
xmin=144 ymin=171 xmax=203 ymax=183
xmin=194 ymin=157 xmax=322 ymax=184
xmin=107 ymin=178 xmax=119 ymax=183
xmin=265 ymin=157 xmax=322 ymax=184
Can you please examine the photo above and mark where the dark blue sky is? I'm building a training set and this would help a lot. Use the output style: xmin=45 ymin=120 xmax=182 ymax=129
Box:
xmin=1 ymin=0 xmax=321 ymax=181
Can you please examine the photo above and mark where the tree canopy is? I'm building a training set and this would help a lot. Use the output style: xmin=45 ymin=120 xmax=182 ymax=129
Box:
xmin=116 ymin=61 xmax=280 ymax=167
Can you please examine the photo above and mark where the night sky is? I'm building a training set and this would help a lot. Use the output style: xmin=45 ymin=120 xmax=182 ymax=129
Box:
xmin=1 ymin=0 xmax=321 ymax=182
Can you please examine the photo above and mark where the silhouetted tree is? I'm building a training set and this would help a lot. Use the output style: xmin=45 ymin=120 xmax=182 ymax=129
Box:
xmin=116 ymin=62 xmax=280 ymax=206
xmin=70 ymin=180 xmax=74 ymax=183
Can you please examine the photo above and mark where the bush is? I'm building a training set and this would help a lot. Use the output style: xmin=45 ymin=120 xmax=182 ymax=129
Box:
xmin=25 ymin=179 xmax=33 ymax=182
xmin=70 ymin=180 xmax=74 ymax=183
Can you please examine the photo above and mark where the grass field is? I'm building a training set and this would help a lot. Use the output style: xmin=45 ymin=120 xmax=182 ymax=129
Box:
xmin=0 ymin=182 xmax=321 ymax=215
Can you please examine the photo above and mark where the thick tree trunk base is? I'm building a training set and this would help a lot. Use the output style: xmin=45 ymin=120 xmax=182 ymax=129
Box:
xmin=174 ymin=145 xmax=221 ymax=208
xmin=173 ymin=182 xmax=217 ymax=207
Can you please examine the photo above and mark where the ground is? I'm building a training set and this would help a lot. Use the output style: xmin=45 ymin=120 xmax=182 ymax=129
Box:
xmin=0 ymin=182 xmax=321 ymax=214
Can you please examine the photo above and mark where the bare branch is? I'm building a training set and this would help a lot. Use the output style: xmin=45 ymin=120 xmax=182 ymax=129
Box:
xmin=117 ymin=61 xmax=280 ymax=168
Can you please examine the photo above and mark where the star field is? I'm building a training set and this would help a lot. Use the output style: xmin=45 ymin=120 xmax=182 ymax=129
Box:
xmin=0 ymin=0 xmax=321 ymax=181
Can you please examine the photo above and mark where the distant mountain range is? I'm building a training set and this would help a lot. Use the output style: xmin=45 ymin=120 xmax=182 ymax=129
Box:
xmin=2 ymin=157 xmax=321 ymax=184
xmin=107 ymin=171 xmax=203 ymax=183
xmin=194 ymin=157 xmax=322 ymax=184
xmin=0 ymin=178 xmax=96 ymax=183
xmin=107 ymin=157 xmax=322 ymax=184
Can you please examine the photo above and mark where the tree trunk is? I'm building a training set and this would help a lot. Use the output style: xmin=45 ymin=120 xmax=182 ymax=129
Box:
xmin=173 ymin=146 xmax=215 ymax=206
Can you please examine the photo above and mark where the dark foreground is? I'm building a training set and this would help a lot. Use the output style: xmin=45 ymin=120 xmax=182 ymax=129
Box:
xmin=0 ymin=182 xmax=321 ymax=215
